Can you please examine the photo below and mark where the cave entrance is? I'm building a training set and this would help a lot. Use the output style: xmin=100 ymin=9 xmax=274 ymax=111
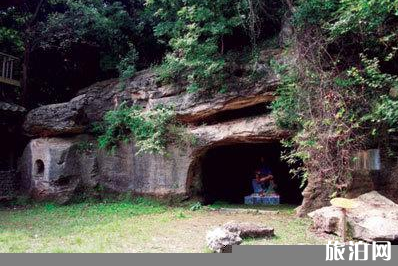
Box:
xmin=201 ymin=143 xmax=303 ymax=205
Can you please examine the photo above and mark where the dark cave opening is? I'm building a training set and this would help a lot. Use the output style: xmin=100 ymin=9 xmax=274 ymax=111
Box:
xmin=34 ymin=160 xmax=45 ymax=177
xmin=201 ymin=143 xmax=303 ymax=205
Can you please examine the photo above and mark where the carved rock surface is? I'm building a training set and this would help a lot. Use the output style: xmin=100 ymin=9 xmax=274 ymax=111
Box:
xmin=96 ymin=143 xmax=192 ymax=195
xmin=308 ymin=191 xmax=398 ymax=242
xmin=20 ymin=115 xmax=288 ymax=203
xmin=19 ymin=136 xmax=96 ymax=203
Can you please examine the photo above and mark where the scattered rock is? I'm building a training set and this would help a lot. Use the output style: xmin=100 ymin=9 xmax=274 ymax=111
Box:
xmin=206 ymin=227 xmax=242 ymax=253
xmin=223 ymin=221 xmax=275 ymax=238
xmin=308 ymin=191 xmax=398 ymax=242
xmin=206 ymin=221 xmax=274 ymax=253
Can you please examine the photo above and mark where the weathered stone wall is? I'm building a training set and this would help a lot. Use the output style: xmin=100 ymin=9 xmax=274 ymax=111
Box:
xmin=96 ymin=143 xmax=193 ymax=195
xmin=296 ymin=149 xmax=398 ymax=216
xmin=19 ymin=114 xmax=290 ymax=204
xmin=19 ymin=136 xmax=94 ymax=203
xmin=0 ymin=171 xmax=16 ymax=198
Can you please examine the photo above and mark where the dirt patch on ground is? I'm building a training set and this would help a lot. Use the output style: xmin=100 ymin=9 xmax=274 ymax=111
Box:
xmin=125 ymin=210 xmax=333 ymax=253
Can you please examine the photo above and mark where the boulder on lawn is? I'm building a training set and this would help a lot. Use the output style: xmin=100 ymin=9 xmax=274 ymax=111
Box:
xmin=308 ymin=191 xmax=398 ymax=242
xmin=206 ymin=228 xmax=243 ymax=253
xmin=223 ymin=221 xmax=275 ymax=238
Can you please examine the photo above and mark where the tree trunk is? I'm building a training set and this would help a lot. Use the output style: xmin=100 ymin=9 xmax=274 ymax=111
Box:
xmin=21 ymin=43 xmax=30 ymax=107
xmin=284 ymin=0 xmax=295 ymax=13
xmin=221 ymin=36 xmax=224 ymax=55
xmin=20 ymin=0 xmax=46 ymax=107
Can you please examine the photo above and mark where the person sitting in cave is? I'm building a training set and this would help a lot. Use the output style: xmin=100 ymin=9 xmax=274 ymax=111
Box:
xmin=252 ymin=157 xmax=277 ymax=196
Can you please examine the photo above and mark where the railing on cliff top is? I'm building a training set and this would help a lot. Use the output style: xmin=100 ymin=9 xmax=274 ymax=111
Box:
xmin=0 ymin=52 xmax=20 ymax=87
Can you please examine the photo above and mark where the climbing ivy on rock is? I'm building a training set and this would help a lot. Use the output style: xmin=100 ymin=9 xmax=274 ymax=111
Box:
xmin=97 ymin=103 xmax=192 ymax=155
xmin=272 ymin=0 xmax=398 ymax=197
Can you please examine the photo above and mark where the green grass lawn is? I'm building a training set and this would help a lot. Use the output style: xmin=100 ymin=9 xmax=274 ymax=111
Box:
xmin=0 ymin=199 xmax=333 ymax=253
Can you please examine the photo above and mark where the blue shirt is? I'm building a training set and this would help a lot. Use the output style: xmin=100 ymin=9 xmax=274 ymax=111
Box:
xmin=259 ymin=166 xmax=272 ymax=176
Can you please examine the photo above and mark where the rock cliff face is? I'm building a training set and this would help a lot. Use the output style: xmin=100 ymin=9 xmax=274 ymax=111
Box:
xmin=20 ymin=115 xmax=289 ymax=204
xmin=20 ymin=54 xmax=294 ymax=205
xmin=18 ymin=48 xmax=398 ymax=215
xmin=22 ymin=66 xmax=278 ymax=137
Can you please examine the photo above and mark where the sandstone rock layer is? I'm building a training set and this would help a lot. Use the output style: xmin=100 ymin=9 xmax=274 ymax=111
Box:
xmin=309 ymin=191 xmax=398 ymax=242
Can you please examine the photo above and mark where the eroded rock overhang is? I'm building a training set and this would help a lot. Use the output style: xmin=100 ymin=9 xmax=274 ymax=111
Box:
xmin=22 ymin=49 xmax=282 ymax=137
xmin=19 ymin=50 xmax=290 ymax=203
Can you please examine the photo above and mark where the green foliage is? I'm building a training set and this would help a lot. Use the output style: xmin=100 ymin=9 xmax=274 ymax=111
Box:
xmin=346 ymin=55 xmax=398 ymax=91
xmin=0 ymin=5 xmax=27 ymax=55
xmin=344 ymin=55 xmax=398 ymax=131
xmin=146 ymin=0 xmax=244 ymax=91
xmin=76 ymin=141 xmax=95 ymax=154
xmin=8 ymin=196 xmax=31 ymax=207
xmin=273 ymin=54 xmax=398 ymax=193
xmin=370 ymin=95 xmax=398 ymax=129
xmin=189 ymin=202 xmax=202 ymax=211
xmin=280 ymin=139 xmax=309 ymax=188
xmin=97 ymin=103 xmax=191 ymax=154
xmin=1 ymin=0 xmax=138 ymax=70
xmin=0 ymin=0 xmax=150 ymax=106
xmin=293 ymin=0 xmax=339 ymax=28
xmin=40 ymin=0 xmax=137 ymax=72
xmin=271 ymin=61 xmax=302 ymax=130
xmin=117 ymin=45 xmax=138 ymax=88
xmin=275 ymin=0 xmax=398 ymax=196
xmin=0 ymin=202 xmax=323 ymax=252
xmin=328 ymin=0 xmax=398 ymax=38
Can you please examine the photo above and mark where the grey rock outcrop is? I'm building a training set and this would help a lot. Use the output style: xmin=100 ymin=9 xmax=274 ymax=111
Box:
xmin=23 ymin=95 xmax=87 ymax=137
xmin=20 ymin=114 xmax=288 ymax=203
xmin=206 ymin=227 xmax=243 ymax=253
xmin=96 ymin=143 xmax=192 ymax=195
xmin=191 ymin=115 xmax=289 ymax=146
xmin=223 ymin=221 xmax=275 ymax=238
xmin=308 ymin=191 xmax=398 ymax=242
xmin=22 ymin=57 xmax=280 ymax=138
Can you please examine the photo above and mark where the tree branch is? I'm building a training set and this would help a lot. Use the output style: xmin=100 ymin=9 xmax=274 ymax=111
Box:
xmin=284 ymin=0 xmax=295 ymax=13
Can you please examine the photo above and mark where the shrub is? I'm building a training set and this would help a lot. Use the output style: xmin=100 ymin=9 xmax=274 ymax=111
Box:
xmin=293 ymin=0 xmax=339 ymax=28
xmin=146 ymin=0 xmax=244 ymax=91
xmin=271 ymin=0 xmax=398 ymax=198
xmin=117 ymin=46 xmax=138 ymax=84
xmin=369 ymin=95 xmax=398 ymax=130
xmin=97 ymin=103 xmax=192 ymax=154
xmin=271 ymin=61 xmax=302 ymax=130
xmin=328 ymin=0 xmax=398 ymax=38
